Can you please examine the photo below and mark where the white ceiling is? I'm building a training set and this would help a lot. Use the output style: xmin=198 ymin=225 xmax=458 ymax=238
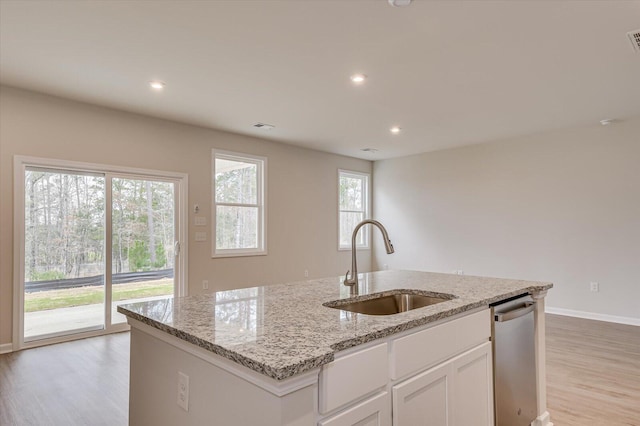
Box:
xmin=1 ymin=1 xmax=639 ymax=160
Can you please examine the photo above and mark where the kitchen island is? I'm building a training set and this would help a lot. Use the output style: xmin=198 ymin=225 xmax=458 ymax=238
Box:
xmin=118 ymin=270 xmax=553 ymax=426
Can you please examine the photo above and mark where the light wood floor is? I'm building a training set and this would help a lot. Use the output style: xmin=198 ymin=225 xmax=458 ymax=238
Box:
xmin=546 ymin=314 xmax=640 ymax=426
xmin=0 ymin=315 xmax=638 ymax=425
xmin=0 ymin=332 xmax=129 ymax=426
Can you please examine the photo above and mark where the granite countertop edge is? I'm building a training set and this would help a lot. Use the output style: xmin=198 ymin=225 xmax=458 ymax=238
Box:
xmin=118 ymin=271 xmax=553 ymax=381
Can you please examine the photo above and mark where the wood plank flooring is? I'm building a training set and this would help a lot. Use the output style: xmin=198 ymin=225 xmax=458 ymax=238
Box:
xmin=0 ymin=332 xmax=129 ymax=426
xmin=0 ymin=315 xmax=638 ymax=425
xmin=546 ymin=314 xmax=640 ymax=426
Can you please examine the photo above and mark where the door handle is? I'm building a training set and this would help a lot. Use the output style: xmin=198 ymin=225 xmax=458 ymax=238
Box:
xmin=494 ymin=302 xmax=535 ymax=322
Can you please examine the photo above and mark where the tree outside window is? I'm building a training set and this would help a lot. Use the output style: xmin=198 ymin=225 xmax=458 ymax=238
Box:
xmin=339 ymin=170 xmax=369 ymax=249
xmin=212 ymin=150 xmax=266 ymax=257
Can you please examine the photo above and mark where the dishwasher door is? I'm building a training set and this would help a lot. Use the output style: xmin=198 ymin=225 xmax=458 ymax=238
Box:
xmin=492 ymin=295 xmax=538 ymax=426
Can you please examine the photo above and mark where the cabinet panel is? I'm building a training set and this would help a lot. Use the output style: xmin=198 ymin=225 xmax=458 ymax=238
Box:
xmin=452 ymin=341 xmax=493 ymax=426
xmin=392 ymin=362 xmax=452 ymax=426
xmin=390 ymin=309 xmax=490 ymax=380
xmin=319 ymin=392 xmax=391 ymax=426
xmin=319 ymin=342 xmax=388 ymax=414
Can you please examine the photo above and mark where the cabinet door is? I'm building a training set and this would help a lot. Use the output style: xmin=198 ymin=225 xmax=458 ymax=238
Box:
xmin=392 ymin=362 xmax=452 ymax=426
xmin=319 ymin=392 xmax=390 ymax=426
xmin=452 ymin=341 xmax=494 ymax=426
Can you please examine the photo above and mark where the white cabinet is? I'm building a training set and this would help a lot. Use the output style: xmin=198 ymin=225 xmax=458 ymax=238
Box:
xmin=319 ymin=343 xmax=388 ymax=414
xmin=392 ymin=361 xmax=452 ymax=426
xmin=392 ymin=342 xmax=493 ymax=426
xmin=452 ymin=342 xmax=493 ymax=426
xmin=318 ymin=309 xmax=492 ymax=426
xmin=319 ymin=392 xmax=391 ymax=426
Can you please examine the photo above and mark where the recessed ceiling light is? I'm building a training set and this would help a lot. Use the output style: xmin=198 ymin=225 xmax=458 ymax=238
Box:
xmin=388 ymin=0 xmax=412 ymax=7
xmin=390 ymin=126 xmax=402 ymax=134
xmin=350 ymin=74 xmax=367 ymax=84
xmin=149 ymin=81 xmax=165 ymax=90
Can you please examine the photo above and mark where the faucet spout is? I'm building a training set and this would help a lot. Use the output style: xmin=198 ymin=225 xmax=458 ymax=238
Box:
xmin=344 ymin=219 xmax=394 ymax=292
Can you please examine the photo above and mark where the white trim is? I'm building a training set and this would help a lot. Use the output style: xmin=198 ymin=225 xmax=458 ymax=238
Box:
xmin=0 ymin=343 xmax=13 ymax=354
xmin=15 ymin=155 xmax=188 ymax=180
xmin=105 ymin=175 xmax=114 ymax=328
xmin=531 ymin=410 xmax=553 ymax=426
xmin=20 ymin=325 xmax=130 ymax=351
xmin=338 ymin=169 xmax=371 ymax=250
xmin=128 ymin=318 xmax=319 ymax=397
xmin=211 ymin=149 xmax=267 ymax=258
xmin=13 ymin=155 xmax=189 ymax=350
xmin=545 ymin=306 xmax=640 ymax=326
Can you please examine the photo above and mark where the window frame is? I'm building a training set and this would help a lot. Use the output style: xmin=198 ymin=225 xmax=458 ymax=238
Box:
xmin=338 ymin=169 xmax=370 ymax=251
xmin=211 ymin=149 xmax=267 ymax=258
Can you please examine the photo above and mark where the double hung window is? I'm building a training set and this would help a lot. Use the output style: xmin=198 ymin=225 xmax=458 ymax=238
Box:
xmin=212 ymin=150 xmax=266 ymax=257
xmin=338 ymin=170 xmax=370 ymax=249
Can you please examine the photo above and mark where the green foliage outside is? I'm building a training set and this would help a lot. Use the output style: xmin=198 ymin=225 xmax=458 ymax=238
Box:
xmin=30 ymin=270 xmax=66 ymax=281
xmin=25 ymin=171 xmax=174 ymax=281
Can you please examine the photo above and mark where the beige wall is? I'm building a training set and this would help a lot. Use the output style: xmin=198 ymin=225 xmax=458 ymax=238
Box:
xmin=373 ymin=117 xmax=640 ymax=322
xmin=0 ymin=86 xmax=372 ymax=346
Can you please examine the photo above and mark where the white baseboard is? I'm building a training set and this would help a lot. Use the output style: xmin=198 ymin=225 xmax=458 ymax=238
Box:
xmin=531 ymin=410 xmax=553 ymax=426
xmin=546 ymin=307 xmax=640 ymax=326
xmin=0 ymin=343 xmax=13 ymax=354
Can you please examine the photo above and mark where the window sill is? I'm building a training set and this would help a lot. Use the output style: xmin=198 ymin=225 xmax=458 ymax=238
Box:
xmin=212 ymin=250 xmax=268 ymax=259
xmin=338 ymin=246 xmax=370 ymax=251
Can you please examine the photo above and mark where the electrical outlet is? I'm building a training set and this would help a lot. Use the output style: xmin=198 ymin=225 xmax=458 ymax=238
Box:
xmin=590 ymin=282 xmax=599 ymax=292
xmin=304 ymin=269 xmax=309 ymax=278
xmin=457 ymin=270 xmax=464 ymax=275
xmin=177 ymin=372 xmax=189 ymax=411
xmin=202 ymin=280 xmax=209 ymax=290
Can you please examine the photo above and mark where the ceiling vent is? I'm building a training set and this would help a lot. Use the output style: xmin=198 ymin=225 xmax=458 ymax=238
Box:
xmin=627 ymin=29 xmax=640 ymax=52
xmin=253 ymin=122 xmax=275 ymax=130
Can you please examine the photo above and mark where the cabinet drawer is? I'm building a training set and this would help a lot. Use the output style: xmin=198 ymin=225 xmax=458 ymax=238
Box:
xmin=319 ymin=342 xmax=388 ymax=414
xmin=390 ymin=309 xmax=490 ymax=380
xmin=318 ymin=391 xmax=390 ymax=426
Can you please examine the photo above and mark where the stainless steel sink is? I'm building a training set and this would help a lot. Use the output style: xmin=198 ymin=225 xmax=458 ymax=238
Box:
xmin=324 ymin=291 xmax=454 ymax=316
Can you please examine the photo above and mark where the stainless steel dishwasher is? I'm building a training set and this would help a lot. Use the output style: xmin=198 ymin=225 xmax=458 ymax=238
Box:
xmin=492 ymin=294 xmax=537 ymax=426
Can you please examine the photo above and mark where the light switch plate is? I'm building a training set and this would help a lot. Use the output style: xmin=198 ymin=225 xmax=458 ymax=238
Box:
xmin=195 ymin=231 xmax=207 ymax=242
xmin=194 ymin=216 xmax=207 ymax=226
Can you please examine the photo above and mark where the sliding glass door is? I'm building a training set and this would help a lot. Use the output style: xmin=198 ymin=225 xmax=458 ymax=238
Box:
xmin=18 ymin=159 xmax=185 ymax=346
xmin=24 ymin=169 xmax=106 ymax=340
xmin=110 ymin=177 xmax=175 ymax=324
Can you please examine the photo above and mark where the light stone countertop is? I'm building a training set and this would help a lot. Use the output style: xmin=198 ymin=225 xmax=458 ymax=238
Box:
xmin=117 ymin=270 xmax=552 ymax=381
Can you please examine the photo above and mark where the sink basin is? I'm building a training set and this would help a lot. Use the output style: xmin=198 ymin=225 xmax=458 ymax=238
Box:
xmin=324 ymin=291 xmax=454 ymax=316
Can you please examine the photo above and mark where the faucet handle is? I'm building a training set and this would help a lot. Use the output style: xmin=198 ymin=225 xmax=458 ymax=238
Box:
xmin=344 ymin=270 xmax=353 ymax=286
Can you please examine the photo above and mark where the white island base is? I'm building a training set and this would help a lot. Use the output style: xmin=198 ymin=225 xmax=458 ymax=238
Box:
xmin=127 ymin=305 xmax=552 ymax=426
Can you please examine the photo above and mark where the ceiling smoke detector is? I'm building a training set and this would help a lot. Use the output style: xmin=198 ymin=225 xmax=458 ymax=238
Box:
xmin=361 ymin=148 xmax=379 ymax=153
xmin=253 ymin=122 xmax=275 ymax=130
xmin=627 ymin=29 xmax=640 ymax=52
xmin=388 ymin=0 xmax=412 ymax=7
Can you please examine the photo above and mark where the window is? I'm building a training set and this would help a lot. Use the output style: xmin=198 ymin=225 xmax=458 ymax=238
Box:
xmin=212 ymin=150 xmax=266 ymax=257
xmin=339 ymin=170 xmax=370 ymax=250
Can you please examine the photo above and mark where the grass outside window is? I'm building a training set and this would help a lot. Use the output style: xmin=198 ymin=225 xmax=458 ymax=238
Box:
xmin=24 ymin=279 xmax=173 ymax=312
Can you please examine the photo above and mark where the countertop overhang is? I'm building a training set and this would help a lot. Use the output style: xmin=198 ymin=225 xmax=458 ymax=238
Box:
xmin=117 ymin=270 xmax=553 ymax=381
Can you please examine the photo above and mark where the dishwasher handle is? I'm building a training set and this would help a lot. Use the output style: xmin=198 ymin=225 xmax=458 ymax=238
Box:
xmin=494 ymin=301 xmax=535 ymax=322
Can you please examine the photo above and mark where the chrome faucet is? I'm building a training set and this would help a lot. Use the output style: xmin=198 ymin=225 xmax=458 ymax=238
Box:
xmin=344 ymin=219 xmax=394 ymax=292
